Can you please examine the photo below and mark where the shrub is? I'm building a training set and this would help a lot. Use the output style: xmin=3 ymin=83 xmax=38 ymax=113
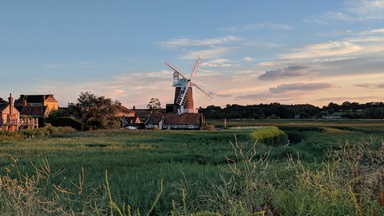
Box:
xmin=201 ymin=124 xmax=216 ymax=131
xmin=250 ymin=126 xmax=288 ymax=146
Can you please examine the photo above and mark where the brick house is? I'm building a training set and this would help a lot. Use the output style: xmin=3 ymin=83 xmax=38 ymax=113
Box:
xmin=15 ymin=94 xmax=59 ymax=110
xmin=14 ymin=94 xmax=59 ymax=127
xmin=0 ymin=94 xmax=20 ymax=131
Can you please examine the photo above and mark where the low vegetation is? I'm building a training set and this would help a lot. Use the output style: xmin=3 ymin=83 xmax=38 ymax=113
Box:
xmin=250 ymin=126 xmax=288 ymax=146
xmin=0 ymin=119 xmax=384 ymax=215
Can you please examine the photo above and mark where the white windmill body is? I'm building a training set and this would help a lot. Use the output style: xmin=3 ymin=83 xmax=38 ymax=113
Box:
xmin=165 ymin=56 xmax=213 ymax=115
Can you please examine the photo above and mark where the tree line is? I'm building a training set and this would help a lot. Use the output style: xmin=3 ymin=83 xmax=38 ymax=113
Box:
xmin=200 ymin=101 xmax=384 ymax=119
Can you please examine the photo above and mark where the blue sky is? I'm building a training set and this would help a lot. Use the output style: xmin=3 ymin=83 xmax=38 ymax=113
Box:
xmin=1 ymin=0 xmax=384 ymax=109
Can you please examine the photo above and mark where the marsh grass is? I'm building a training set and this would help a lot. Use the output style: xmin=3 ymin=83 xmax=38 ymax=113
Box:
xmin=1 ymin=120 xmax=384 ymax=214
xmin=0 ymin=158 xmax=107 ymax=215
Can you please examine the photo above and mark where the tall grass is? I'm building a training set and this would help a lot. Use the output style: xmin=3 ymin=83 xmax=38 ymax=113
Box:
xmin=0 ymin=158 xmax=107 ymax=215
xmin=1 ymin=122 xmax=384 ymax=214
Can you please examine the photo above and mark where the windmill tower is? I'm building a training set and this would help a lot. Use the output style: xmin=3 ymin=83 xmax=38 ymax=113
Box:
xmin=164 ymin=56 xmax=213 ymax=114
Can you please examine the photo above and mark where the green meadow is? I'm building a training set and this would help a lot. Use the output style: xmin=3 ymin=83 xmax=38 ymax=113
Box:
xmin=1 ymin=119 xmax=384 ymax=215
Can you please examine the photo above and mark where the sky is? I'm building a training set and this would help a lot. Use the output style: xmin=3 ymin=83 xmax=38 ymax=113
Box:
xmin=1 ymin=0 xmax=384 ymax=109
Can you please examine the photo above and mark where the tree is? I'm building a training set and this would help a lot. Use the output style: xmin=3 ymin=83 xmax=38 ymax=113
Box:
xmin=327 ymin=102 xmax=340 ymax=112
xmin=341 ymin=101 xmax=351 ymax=111
xmin=68 ymin=91 xmax=121 ymax=129
xmin=0 ymin=97 xmax=7 ymax=104
xmin=147 ymin=98 xmax=161 ymax=111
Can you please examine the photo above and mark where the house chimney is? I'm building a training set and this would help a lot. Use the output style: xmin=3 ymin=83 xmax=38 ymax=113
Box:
xmin=8 ymin=93 xmax=13 ymax=115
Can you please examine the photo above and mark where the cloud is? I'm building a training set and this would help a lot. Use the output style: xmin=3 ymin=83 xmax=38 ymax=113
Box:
xmin=306 ymin=0 xmax=384 ymax=24
xmin=306 ymin=11 xmax=355 ymax=24
xmin=359 ymin=28 xmax=384 ymax=36
xmin=44 ymin=61 xmax=94 ymax=69
xmin=281 ymin=41 xmax=361 ymax=59
xmin=316 ymin=95 xmax=381 ymax=103
xmin=269 ymin=83 xmax=335 ymax=94
xmin=157 ymin=36 xmax=240 ymax=49
xmin=243 ymin=57 xmax=253 ymax=61
xmin=220 ymin=23 xmax=291 ymax=32
xmin=356 ymin=82 xmax=384 ymax=88
xmin=235 ymin=93 xmax=270 ymax=101
xmin=346 ymin=0 xmax=384 ymax=20
xmin=258 ymin=65 xmax=310 ymax=80
xmin=215 ymin=93 xmax=232 ymax=98
xmin=180 ymin=47 xmax=233 ymax=59
xmin=201 ymin=58 xmax=233 ymax=67
xmin=257 ymin=60 xmax=287 ymax=67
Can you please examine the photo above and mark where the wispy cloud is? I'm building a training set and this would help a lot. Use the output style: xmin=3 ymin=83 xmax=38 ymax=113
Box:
xmin=235 ymin=92 xmax=271 ymax=101
xmin=201 ymin=58 xmax=233 ymax=68
xmin=243 ymin=57 xmax=254 ymax=61
xmin=346 ymin=0 xmax=384 ymax=20
xmin=215 ymin=93 xmax=232 ymax=98
xmin=306 ymin=11 xmax=355 ymax=24
xmin=316 ymin=95 xmax=381 ymax=103
xmin=269 ymin=83 xmax=335 ymax=94
xmin=44 ymin=61 xmax=94 ymax=69
xmin=281 ymin=41 xmax=361 ymax=59
xmin=258 ymin=65 xmax=310 ymax=80
xmin=306 ymin=0 xmax=384 ymax=24
xmin=180 ymin=47 xmax=233 ymax=59
xmin=356 ymin=82 xmax=384 ymax=88
xmin=220 ymin=23 xmax=291 ymax=32
xmin=157 ymin=36 xmax=240 ymax=49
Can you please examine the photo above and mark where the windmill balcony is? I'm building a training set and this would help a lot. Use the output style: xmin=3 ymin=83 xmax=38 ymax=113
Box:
xmin=178 ymin=108 xmax=197 ymax=114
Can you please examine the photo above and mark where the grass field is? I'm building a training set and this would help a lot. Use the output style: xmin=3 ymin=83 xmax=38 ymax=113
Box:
xmin=1 ymin=119 xmax=384 ymax=215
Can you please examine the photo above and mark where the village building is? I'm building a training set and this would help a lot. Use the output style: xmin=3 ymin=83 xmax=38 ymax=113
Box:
xmin=117 ymin=104 xmax=143 ymax=129
xmin=123 ymin=116 xmax=142 ymax=129
xmin=14 ymin=94 xmax=59 ymax=110
xmin=144 ymin=112 xmax=205 ymax=130
xmin=163 ymin=113 xmax=204 ymax=130
xmin=145 ymin=113 xmax=164 ymax=129
xmin=14 ymin=94 xmax=59 ymax=127
xmin=0 ymin=94 xmax=20 ymax=131
xmin=117 ymin=103 xmax=135 ymax=118
xmin=0 ymin=94 xmax=39 ymax=131
xmin=133 ymin=108 xmax=153 ymax=123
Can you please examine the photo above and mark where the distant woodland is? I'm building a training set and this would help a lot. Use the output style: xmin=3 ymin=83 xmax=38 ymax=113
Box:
xmin=200 ymin=101 xmax=384 ymax=119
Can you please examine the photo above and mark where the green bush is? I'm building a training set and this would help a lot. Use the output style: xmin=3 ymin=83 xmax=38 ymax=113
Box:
xmin=250 ymin=126 xmax=288 ymax=146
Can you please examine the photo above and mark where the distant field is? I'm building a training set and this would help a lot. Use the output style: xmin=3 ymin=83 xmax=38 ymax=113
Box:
xmin=1 ymin=119 xmax=384 ymax=214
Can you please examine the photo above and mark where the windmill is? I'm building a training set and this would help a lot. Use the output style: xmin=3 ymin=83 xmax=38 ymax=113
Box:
xmin=164 ymin=56 xmax=213 ymax=114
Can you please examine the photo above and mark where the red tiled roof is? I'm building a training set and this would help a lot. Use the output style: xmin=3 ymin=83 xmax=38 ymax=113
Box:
xmin=164 ymin=113 xmax=202 ymax=125
xmin=120 ymin=105 xmax=134 ymax=113
xmin=117 ymin=105 xmax=135 ymax=117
